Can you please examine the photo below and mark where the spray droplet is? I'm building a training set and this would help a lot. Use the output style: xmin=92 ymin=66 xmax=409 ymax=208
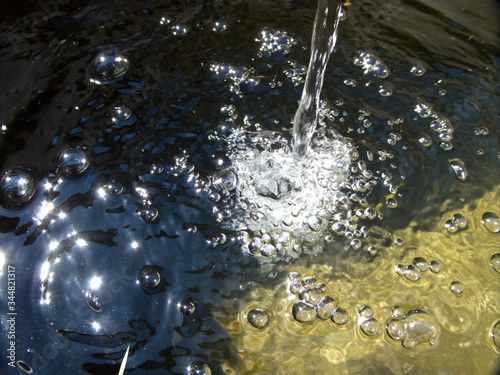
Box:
xmin=0 ymin=167 xmax=37 ymax=209
xmin=292 ymin=300 xmax=316 ymax=323
xmin=449 ymin=281 xmax=464 ymax=295
xmin=449 ymin=159 xmax=467 ymax=181
xmin=482 ymin=212 xmax=500 ymax=233
xmin=90 ymin=51 xmax=130 ymax=84
xmin=137 ymin=265 xmax=161 ymax=289
xmin=188 ymin=361 xmax=212 ymax=375
xmin=247 ymin=308 xmax=269 ymax=329
xmin=56 ymin=145 xmax=90 ymax=178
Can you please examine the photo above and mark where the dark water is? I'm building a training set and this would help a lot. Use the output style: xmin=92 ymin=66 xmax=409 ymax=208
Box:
xmin=0 ymin=0 xmax=499 ymax=374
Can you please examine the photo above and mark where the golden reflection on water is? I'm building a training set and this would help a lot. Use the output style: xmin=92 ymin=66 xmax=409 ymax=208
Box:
xmin=214 ymin=187 xmax=500 ymax=374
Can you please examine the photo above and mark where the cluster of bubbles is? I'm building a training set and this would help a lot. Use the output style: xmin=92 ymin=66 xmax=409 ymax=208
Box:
xmin=386 ymin=307 xmax=439 ymax=348
xmin=352 ymin=51 xmax=390 ymax=79
xmin=288 ymin=272 xmax=349 ymax=325
xmin=210 ymin=125 xmax=379 ymax=262
xmin=444 ymin=213 xmax=468 ymax=234
xmin=414 ymin=102 xmax=455 ymax=151
xmin=255 ymin=28 xmax=297 ymax=57
xmin=395 ymin=257 xmax=441 ymax=282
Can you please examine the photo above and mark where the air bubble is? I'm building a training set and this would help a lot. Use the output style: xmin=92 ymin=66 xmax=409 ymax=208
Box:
xmin=85 ymin=291 xmax=101 ymax=312
xmin=379 ymin=86 xmax=392 ymax=96
xmin=402 ymin=310 xmax=439 ymax=348
xmin=112 ymin=105 xmax=132 ymax=121
xmin=247 ymin=308 xmax=269 ymax=329
xmin=367 ymin=246 xmax=377 ymax=256
xmin=139 ymin=205 xmax=159 ymax=223
xmin=386 ymin=319 xmax=404 ymax=340
xmin=429 ymin=260 xmax=441 ymax=273
xmin=490 ymin=253 xmax=500 ymax=274
xmin=413 ymin=257 xmax=428 ymax=272
xmin=316 ymin=296 xmax=336 ymax=320
xmin=213 ymin=21 xmax=229 ymax=33
xmin=359 ymin=306 xmax=374 ymax=319
xmin=292 ymin=300 xmax=316 ymax=323
xmin=307 ymin=216 xmax=322 ymax=231
xmin=492 ymin=321 xmax=500 ymax=349
xmin=452 ymin=213 xmax=467 ymax=229
xmin=391 ymin=306 xmax=405 ymax=318
xmin=260 ymin=244 xmax=277 ymax=257
xmin=444 ymin=220 xmax=458 ymax=234
xmin=360 ymin=318 xmax=381 ymax=336
xmin=449 ymin=159 xmax=467 ymax=181
xmin=172 ymin=25 xmax=188 ymax=36
xmin=56 ymin=145 xmax=91 ymax=178
xmin=179 ymin=299 xmax=196 ymax=315
xmin=449 ymin=281 xmax=464 ymax=295
xmin=0 ymin=167 xmax=37 ymax=209
xmin=137 ymin=265 xmax=161 ymax=289
xmin=212 ymin=170 xmax=237 ymax=191
xmin=188 ymin=361 xmax=212 ymax=375
xmin=90 ymin=51 xmax=130 ymax=84
xmin=418 ymin=134 xmax=432 ymax=147
xmin=332 ymin=308 xmax=349 ymax=325
xmin=395 ymin=264 xmax=405 ymax=276
xmin=481 ymin=212 xmax=500 ymax=233
xmin=404 ymin=265 xmax=421 ymax=282
xmin=410 ymin=65 xmax=425 ymax=76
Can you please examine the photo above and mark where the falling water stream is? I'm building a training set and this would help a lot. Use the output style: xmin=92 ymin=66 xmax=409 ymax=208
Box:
xmin=0 ymin=0 xmax=499 ymax=374
xmin=293 ymin=0 xmax=342 ymax=157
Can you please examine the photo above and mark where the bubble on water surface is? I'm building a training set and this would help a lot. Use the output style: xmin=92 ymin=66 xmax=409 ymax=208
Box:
xmin=410 ymin=65 xmax=425 ymax=76
xmin=360 ymin=318 xmax=381 ymax=337
xmin=492 ymin=321 xmax=500 ymax=350
xmin=89 ymin=50 xmax=130 ymax=84
xmin=413 ymin=257 xmax=428 ymax=272
xmin=137 ymin=265 xmax=161 ymax=289
xmin=292 ymin=300 xmax=316 ymax=323
xmin=138 ymin=204 xmax=159 ymax=223
xmin=428 ymin=260 xmax=441 ymax=273
xmin=179 ymin=299 xmax=196 ymax=315
xmin=85 ymin=291 xmax=101 ymax=312
xmin=213 ymin=21 xmax=229 ymax=34
xmin=353 ymin=51 xmax=390 ymax=78
xmin=56 ymin=145 xmax=91 ymax=178
xmin=188 ymin=361 xmax=212 ymax=375
xmin=490 ymin=253 xmax=500 ymax=274
xmin=481 ymin=212 xmax=500 ymax=233
xmin=247 ymin=308 xmax=269 ymax=329
xmin=404 ymin=265 xmax=421 ymax=281
xmin=17 ymin=361 xmax=33 ymax=373
xmin=0 ymin=167 xmax=37 ymax=209
xmin=402 ymin=310 xmax=439 ymax=349
xmin=449 ymin=281 xmax=464 ymax=295
xmin=448 ymin=159 xmax=467 ymax=181
xmin=332 ymin=308 xmax=349 ymax=325
xmin=316 ymin=296 xmax=336 ymax=319
xmin=112 ymin=105 xmax=132 ymax=121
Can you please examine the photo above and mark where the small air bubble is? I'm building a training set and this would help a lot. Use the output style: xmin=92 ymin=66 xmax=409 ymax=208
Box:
xmin=482 ymin=212 xmax=500 ymax=233
xmin=449 ymin=281 xmax=464 ymax=295
xmin=247 ymin=308 xmax=269 ymax=328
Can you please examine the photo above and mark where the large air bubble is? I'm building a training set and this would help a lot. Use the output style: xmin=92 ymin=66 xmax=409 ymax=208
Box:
xmin=0 ymin=167 xmax=37 ymax=209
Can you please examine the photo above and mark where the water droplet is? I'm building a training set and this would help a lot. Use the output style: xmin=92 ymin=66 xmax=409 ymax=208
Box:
xmin=316 ymin=296 xmax=336 ymax=320
xmin=428 ymin=260 xmax=441 ymax=273
xmin=492 ymin=320 xmax=500 ymax=349
xmin=360 ymin=318 xmax=381 ymax=336
xmin=292 ymin=300 xmax=316 ymax=323
xmin=0 ymin=167 xmax=37 ymax=209
xmin=212 ymin=170 xmax=237 ymax=191
xmin=137 ymin=265 xmax=161 ymax=289
xmin=449 ymin=159 xmax=467 ymax=181
xmin=188 ymin=361 xmax=212 ymax=375
xmin=404 ymin=265 xmax=421 ymax=282
xmin=413 ymin=257 xmax=428 ymax=272
xmin=402 ymin=310 xmax=439 ymax=348
xmin=179 ymin=299 xmax=196 ymax=315
xmin=449 ymin=281 xmax=464 ymax=295
xmin=90 ymin=51 xmax=130 ymax=84
xmin=482 ymin=212 xmax=500 ymax=233
xmin=490 ymin=253 xmax=500 ymax=274
xmin=247 ymin=308 xmax=269 ymax=329
xmin=85 ymin=291 xmax=101 ymax=312
xmin=56 ymin=145 xmax=91 ymax=178
xmin=332 ymin=308 xmax=349 ymax=325
xmin=112 ymin=105 xmax=132 ymax=121
xmin=386 ymin=319 xmax=404 ymax=340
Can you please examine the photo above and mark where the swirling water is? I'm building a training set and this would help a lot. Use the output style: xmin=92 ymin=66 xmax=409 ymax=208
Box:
xmin=0 ymin=0 xmax=499 ymax=374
